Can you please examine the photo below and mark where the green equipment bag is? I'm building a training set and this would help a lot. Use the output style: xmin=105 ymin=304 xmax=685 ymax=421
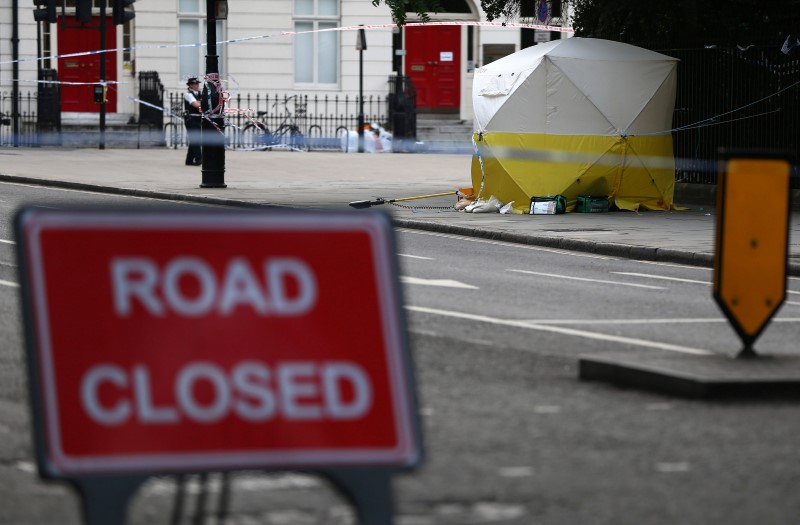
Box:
xmin=529 ymin=195 xmax=567 ymax=215
xmin=575 ymin=196 xmax=610 ymax=213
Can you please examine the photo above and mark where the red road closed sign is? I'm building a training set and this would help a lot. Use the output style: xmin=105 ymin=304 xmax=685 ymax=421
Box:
xmin=16 ymin=209 xmax=421 ymax=477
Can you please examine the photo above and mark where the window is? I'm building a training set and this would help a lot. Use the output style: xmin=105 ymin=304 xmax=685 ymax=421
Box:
xmin=178 ymin=1 xmax=225 ymax=82
xmin=294 ymin=0 xmax=339 ymax=86
xmin=42 ymin=23 xmax=52 ymax=69
xmin=122 ymin=19 xmax=134 ymax=74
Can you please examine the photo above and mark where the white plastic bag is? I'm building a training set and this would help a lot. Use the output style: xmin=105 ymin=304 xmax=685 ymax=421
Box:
xmin=471 ymin=195 xmax=503 ymax=213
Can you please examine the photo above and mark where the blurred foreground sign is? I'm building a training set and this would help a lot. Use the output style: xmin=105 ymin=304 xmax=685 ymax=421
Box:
xmin=16 ymin=208 xmax=421 ymax=477
xmin=713 ymin=152 xmax=791 ymax=356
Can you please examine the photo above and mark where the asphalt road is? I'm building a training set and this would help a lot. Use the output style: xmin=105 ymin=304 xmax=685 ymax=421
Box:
xmin=1 ymin=181 xmax=800 ymax=524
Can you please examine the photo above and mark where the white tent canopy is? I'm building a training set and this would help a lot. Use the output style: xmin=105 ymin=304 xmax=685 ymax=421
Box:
xmin=474 ymin=38 xmax=678 ymax=136
xmin=471 ymin=38 xmax=679 ymax=212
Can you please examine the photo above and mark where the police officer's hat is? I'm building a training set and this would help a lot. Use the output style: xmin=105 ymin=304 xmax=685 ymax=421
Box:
xmin=186 ymin=77 xmax=200 ymax=85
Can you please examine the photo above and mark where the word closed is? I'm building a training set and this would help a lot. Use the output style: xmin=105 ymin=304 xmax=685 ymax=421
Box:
xmin=81 ymin=360 xmax=372 ymax=425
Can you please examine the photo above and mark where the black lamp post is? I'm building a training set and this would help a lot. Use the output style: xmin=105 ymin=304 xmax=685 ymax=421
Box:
xmin=356 ymin=26 xmax=366 ymax=153
xmin=200 ymin=0 xmax=226 ymax=188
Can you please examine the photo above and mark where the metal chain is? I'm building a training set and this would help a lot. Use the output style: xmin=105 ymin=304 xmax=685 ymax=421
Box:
xmin=388 ymin=201 xmax=460 ymax=212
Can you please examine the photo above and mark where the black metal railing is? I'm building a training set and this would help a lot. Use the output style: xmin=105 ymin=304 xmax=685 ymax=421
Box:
xmin=654 ymin=44 xmax=800 ymax=186
xmin=37 ymin=69 xmax=61 ymax=146
xmin=164 ymin=92 xmax=391 ymax=151
xmin=0 ymin=90 xmax=41 ymax=147
xmin=137 ymin=71 xmax=165 ymax=148
xmin=387 ymin=75 xmax=417 ymax=152
xmin=138 ymin=71 xmax=165 ymax=130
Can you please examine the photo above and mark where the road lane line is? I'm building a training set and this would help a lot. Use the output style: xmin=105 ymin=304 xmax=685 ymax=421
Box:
xmin=611 ymin=272 xmax=710 ymax=285
xmin=613 ymin=272 xmax=800 ymax=295
xmin=0 ymin=279 xmax=19 ymax=288
xmin=518 ymin=317 xmax=800 ymax=325
xmin=634 ymin=260 xmax=712 ymax=271
xmin=397 ymin=228 xmax=617 ymax=261
xmin=398 ymin=253 xmax=434 ymax=260
xmin=0 ymin=239 xmax=15 ymax=245
xmin=518 ymin=318 xmax=727 ymax=325
xmin=406 ymin=305 xmax=713 ymax=356
xmin=400 ymin=276 xmax=478 ymax=289
xmin=508 ymin=269 xmax=667 ymax=290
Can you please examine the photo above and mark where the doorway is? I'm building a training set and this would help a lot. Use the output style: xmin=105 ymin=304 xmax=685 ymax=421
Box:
xmin=404 ymin=25 xmax=461 ymax=111
xmin=57 ymin=16 xmax=117 ymax=113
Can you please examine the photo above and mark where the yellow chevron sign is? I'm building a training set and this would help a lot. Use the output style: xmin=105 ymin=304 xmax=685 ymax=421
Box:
xmin=713 ymin=153 xmax=791 ymax=357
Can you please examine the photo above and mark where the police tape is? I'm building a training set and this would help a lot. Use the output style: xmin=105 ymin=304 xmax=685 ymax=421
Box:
xmin=15 ymin=79 xmax=126 ymax=86
xmin=0 ymin=21 xmax=574 ymax=68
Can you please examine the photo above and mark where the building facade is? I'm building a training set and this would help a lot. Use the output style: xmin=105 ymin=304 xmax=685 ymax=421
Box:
xmin=0 ymin=0 xmax=570 ymax=124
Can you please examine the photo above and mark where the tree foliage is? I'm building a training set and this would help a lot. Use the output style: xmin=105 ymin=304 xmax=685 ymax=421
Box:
xmin=372 ymin=0 xmax=443 ymax=25
xmin=373 ymin=0 xmax=522 ymax=25
xmin=374 ymin=0 xmax=800 ymax=46
xmin=571 ymin=0 xmax=800 ymax=46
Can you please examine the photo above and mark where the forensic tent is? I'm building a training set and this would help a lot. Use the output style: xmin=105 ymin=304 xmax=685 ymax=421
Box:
xmin=471 ymin=38 xmax=679 ymax=212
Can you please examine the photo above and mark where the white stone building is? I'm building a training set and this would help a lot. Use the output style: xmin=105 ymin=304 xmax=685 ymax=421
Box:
xmin=0 ymin=0 xmax=570 ymax=125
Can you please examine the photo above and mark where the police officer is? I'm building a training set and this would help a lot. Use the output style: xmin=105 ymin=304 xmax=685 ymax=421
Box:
xmin=184 ymin=78 xmax=203 ymax=166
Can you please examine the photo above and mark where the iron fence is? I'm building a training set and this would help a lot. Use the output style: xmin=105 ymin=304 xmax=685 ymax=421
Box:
xmin=0 ymin=91 xmax=42 ymax=147
xmin=655 ymin=44 xmax=800 ymax=186
xmin=164 ymin=92 xmax=390 ymax=151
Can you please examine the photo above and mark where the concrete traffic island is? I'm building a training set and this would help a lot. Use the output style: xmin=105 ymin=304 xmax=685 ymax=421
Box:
xmin=579 ymin=352 xmax=800 ymax=399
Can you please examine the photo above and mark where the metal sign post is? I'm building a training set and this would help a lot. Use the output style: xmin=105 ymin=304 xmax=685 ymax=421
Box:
xmin=98 ymin=0 xmax=107 ymax=150
xmin=201 ymin=0 xmax=226 ymax=188
xmin=356 ymin=25 xmax=367 ymax=153
xmin=15 ymin=208 xmax=422 ymax=525
xmin=713 ymin=151 xmax=792 ymax=358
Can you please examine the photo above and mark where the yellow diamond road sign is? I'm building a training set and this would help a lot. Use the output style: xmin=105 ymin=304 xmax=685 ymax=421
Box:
xmin=713 ymin=153 xmax=791 ymax=354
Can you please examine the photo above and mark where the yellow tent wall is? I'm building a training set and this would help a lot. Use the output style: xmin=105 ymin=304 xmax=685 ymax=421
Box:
xmin=471 ymin=132 xmax=676 ymax=212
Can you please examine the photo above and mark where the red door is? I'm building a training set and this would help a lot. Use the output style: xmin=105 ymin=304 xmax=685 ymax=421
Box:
xmin=58 ymin=16 xmax=117 ymax=113
xmin=405 ymin=26 xmax=460 ymax=110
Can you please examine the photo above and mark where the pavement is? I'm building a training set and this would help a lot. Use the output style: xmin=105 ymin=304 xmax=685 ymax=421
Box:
xmin=1 ymin=146 xmax=799 ymax=275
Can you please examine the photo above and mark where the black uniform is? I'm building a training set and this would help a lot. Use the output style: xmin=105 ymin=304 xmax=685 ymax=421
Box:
xmin=184 ymin=86 xmax=203 ymax=166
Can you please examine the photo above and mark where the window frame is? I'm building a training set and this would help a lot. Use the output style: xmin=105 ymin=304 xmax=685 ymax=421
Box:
xmin=293 ymin=0 xmax=341 ymax=89
xmin=178 ymin=3 xmax=226 ymax=84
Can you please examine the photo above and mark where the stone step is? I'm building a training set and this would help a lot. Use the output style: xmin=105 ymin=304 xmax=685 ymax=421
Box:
xmin=35 ymin=127 xmax=166 ymax=148
xmin=415 ymin=117 xmax=473 ymax=149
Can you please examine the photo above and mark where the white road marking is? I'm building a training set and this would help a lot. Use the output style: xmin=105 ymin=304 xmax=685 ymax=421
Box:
xmin=655 ymin=462 xmax=691 ymax=473
xmin=400 ymin=276 xmax=478 ymax=289
xmin=397 ymin=228 xmax=617 ymax=261
xmin=15 ymin=461 xmax=35 ymax=474
xmin=406 ymin=305 xmax=714 ymax=356
xmin=141 ymin=473 xmax=321 ymax=496
xmin=398 ymin=253 xmax=434 ymax=260
xmin=508 ymin=269 xmax=667 ymax=290
xmin=532 ymin=405 xmax=562 ymax=414
xmin=614 ymin=271 xmax=800 ymax=295
xmin=646 ymin=403 xmax=674 ymax=411
xmin=0 ymin=239 xmax=15 ymax=245
xmin=519 ymin=318 xmax=727 ymax=325
xmin=0 ymin=279 xmax=19 ymax=288
xmin=612 ymin=271 xmax=710 ymax=285
xmin=635 ymin=260 xmax=712 ymax=271
xmin=521 ymin=317 xmax=800 ymax=324
xmin=498 ymin=466 xmax=535 ymax=477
